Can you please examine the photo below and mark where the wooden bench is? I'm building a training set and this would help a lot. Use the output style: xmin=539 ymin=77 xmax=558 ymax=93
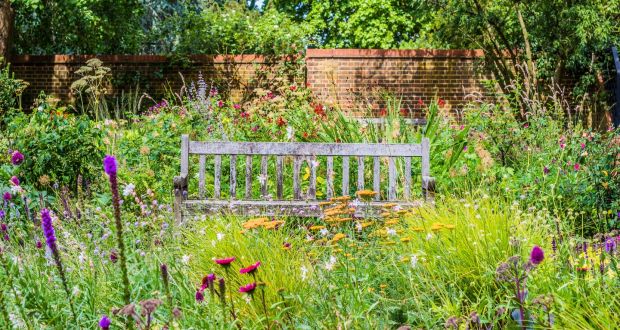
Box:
xmin=173 ymin=134 xmax=435 ymax=221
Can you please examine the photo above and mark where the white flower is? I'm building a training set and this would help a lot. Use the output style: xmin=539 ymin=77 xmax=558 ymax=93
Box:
xmin=355 ymin=222 xmax=363 ymax=232
xmin=300 ymin=266 xmax=308 ymax=281
xmin=311 ymin=160 xmax=319 ymax=168
xmin=324 ymin=256 xmax=337 ymax=271
xmin=410 ymin=254 xmax=418 ymax=268
xmin=319 ymin=228 xmax=329 ymax=237
xmin=386 ymin=228 xmax=397 ymax=236
xmin=216 ymin=232 xmax=225 ymax=241
xmin=258 ymin=174 xmax=267 ymax=186
xmin=72 ymin=286 xmax=80 ymax=296
xmin=181 ymin=255 xmax=191 ymax=264
xmin=426 ymin=233 xmax=433 ymax=240
xmin=286 ymin=126 xmax=294 ymax=140
xmin=122 ymin=183 xmax=135 ymax=197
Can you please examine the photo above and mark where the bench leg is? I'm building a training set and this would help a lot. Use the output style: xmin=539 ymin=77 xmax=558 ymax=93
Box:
xmin=173 ymin=175 xmax=188 ymax=224
xmin=422 ymin=176 xmax=436 ymax=203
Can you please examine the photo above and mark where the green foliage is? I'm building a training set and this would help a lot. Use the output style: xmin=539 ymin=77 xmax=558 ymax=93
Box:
xmin=4 ymin=103 xmax=104 ymax=189
xmin=0 ymin=59 xmax=28 ymax=114
xmin=12 ymin=0 xmax=144 ymax=54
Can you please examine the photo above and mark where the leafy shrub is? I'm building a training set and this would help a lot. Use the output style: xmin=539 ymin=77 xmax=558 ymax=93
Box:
xmin=4 ymin=103 xmax=104 ymax=190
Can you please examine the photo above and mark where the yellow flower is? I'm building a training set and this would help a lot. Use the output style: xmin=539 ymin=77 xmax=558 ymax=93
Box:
xmin=310 ymin=225 xmax=326 ymax=231
xmin=380 ymin=212 xmax=392 ymax=218
xmin=332 ymin=233 xmax=346 ymax=242
xmin=385 ymin=219 xmax=399 ymax=225
xmin=444 ymin=224 xmax=456 ymax=230
xmin=360 ymin=221 xmax=374 ymax=228
xmin=356 ymin=190 xmax=377 ymax=201
xmin=379 ymin=284 xmax=388 ymax=289
xmin=242 ymin=217 xmax=268 ymax=229
xmin=262 ymin=220 xmax=285 ymax=230
xmin=382 ymin=203 xmax=397 ymax=208
xmin=430 ymin=223 xmax=444 ymax=231
xmin=330 ymin=196 xmax=351 ymax=202
xmin=411 ymin=227 xmax=424 ymax=232
xmin=400 ymin=237 xmax=412 ymax=242
xmin=318 ymin=201 xmax=333 ymax=207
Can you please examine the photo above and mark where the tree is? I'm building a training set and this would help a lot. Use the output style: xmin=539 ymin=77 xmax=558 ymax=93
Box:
xmin=0 ymin=0 xmax=13 ymax=59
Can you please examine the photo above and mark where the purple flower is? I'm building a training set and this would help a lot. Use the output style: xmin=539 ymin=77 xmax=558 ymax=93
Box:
xmin=3 ymin=192 xmax=11 ymax=201
xmin=238 ymin=282 xmax=257 ymax=294
xmin=41 ymin=209 xmax=57 ymax=250
xmin=201 ymin=273 xmax=216 ymax=290
xmin=99 ymin=315 xmax=111 ymax=329
xmin=11 ymin=151 xmax=24 ymax=165
xmin=1 ymin=224 xmax=6 ymax=231
xmin=530 ymin=245 xmax=544 ymax=265
xmin=543 ymin=166 xmax=549 ymax=175
xmin=0 ymin=210 xmax=4 ymax=219
xmin=36 ymin=240 xmax=42 ymax=249
xmin=103 ymin=155 xmax=117 ymax=176
xmin=195 ymin=290 xmax=204 ymax=303
xmin=605 ymin=238 xmax=616 ymax=253
xmin=10 ymin=176 xmax=19 ymax=186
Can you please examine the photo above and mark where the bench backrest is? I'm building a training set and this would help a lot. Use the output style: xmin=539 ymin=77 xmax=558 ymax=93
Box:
xmin=178 ymin=134 xmax=432 ymax=202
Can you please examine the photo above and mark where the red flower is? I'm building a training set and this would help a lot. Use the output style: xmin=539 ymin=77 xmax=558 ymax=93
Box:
xmin=240 ymin=261 xmax=261 ymax=274
xmin=417 ymin=98 xmax=425 ymax=107
xmin=240 ymin=112 xmax=250 ymax=118
xmin=378 ymin=109 xmax=387 ymax=117
xmin=313 ymin=104 xmax=326 ymax=117
xmin=438 ymin=98 xmax=445 ymax=107
xmin=214 ymin=257 xmax=235 ymax=266
xmin=238 ymin=282 xmax=257 ymax=294
xmin=276 ymin=117 xmax=286 ymax=127
xmin=290 ymin=85 xmax=297 ymax=91
xmin=303 ymin=132 xmax=309 ymax=139
xmin=399 ymin=108 xmax=409 ymax=116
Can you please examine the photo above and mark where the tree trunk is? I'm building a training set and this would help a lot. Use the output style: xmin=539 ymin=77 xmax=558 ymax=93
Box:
xmin=0 ymin=0 xmax=14 ymax=61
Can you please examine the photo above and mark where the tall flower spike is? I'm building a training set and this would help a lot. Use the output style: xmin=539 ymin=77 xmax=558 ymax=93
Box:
xmin=103 ymin=155 xmax=131 ymax=307
xmin=99 ymin=315 xmax=111 ymax=330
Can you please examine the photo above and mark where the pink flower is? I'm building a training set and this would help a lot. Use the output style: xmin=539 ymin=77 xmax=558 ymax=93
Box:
xmin=201 ymin=273 xmax=216 ymax=290
xmin=11 ymin=151 xmax=24 ymax=165
xmin=580 ymin=143 xmax=586 ymax=150
xmin=10 ymin=176 xmax=19 ymax=186
xmin=560 ymin=143 xmax=566 ymax=149
xmin=233 ymin=103 xmax=241 ymax=110
xmin=217 ymin=100 xmax=224 ymax=107
xmin=574 ymin=163 xmax=580 ymax=171
xmin=214 ymin=257 xmax=235 ymax=266
xmin=238 ymin=282 xmax=257 ymax=294
xmin=240 ymin=261 xmax=261 ymax=274
xmin=195 ymin=290 xmax=204 ymax=302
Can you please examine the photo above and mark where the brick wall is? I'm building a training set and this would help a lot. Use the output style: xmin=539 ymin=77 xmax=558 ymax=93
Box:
xmin=305 ymin=49 xmax=492 ymax=117
xmin=10 ymin=50 xmax=492 ymax=116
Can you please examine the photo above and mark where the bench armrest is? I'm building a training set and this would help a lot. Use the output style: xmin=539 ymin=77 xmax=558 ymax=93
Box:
xmin=422 ymin=176 xmax=436 ymax=202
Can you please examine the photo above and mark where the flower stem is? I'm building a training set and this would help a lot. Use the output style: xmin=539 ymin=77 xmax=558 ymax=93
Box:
xmin=109 ymin=173 xmax=131 ymax=305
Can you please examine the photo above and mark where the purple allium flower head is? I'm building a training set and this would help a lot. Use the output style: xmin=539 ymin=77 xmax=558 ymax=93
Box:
xmin=3 ymin=192 xmax=11 ymax=201
xmin=103 ymin=155 xmax=117 ymax=176
xmin=530 ymin=245 xmax=544 ymax=265
xmin=10 ymin=176 xmax=19 ymax=186
xmin=11 ymin=151 xmax=24 ymax=165
xmin=41 ymin=209 xmax=57 ymax=250
xmin=99 ymin=315 xmax=111 ymax=329
xmin=1 ymin=223 xmax=6 ymax=231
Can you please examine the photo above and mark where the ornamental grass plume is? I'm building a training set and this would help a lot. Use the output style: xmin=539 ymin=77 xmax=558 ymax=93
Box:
xmin=41 ymin=209 xmax=77 ymax=322
xmin=103 ymin=155 xmax=132 ymax=305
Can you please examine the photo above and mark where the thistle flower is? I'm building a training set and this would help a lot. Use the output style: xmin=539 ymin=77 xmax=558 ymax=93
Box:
xmin=238 ymin=282 xmax=257 ymax=294
xmin=99 ymin=315 xmax=111 ymax=330
xmin=214 ymin=257 xmax=235 ymax=266
xmin=530 ymin=246 xmax=545 ymax=265
xmin=11 ymin=151 xmax=24 ymax=165
xmin=9 ymin=176 xmax=19 ymax=186
xmin=240 ymin=261 xmax=261 ymax=274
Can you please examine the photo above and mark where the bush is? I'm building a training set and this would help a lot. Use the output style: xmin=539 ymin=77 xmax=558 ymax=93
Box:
xmin=0 ymin=59 xmax=28 ymax=115
xmin=4 ymin=103 xmax=104 ymax=190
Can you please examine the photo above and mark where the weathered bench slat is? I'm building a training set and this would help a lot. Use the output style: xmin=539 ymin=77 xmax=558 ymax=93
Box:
xmin=189 ymin=141 xmax=422 ymax=157
xmin=245 ymin=156 xmax=252 ymax=199
xmin=308 ymin=157 xmax=317 ymax=199
xmin=404 ymin=157 xmax=412 ymax=200
xmin=230 ymin=155 xmax=237 ymax=199
xmin=183 ymin=199 xmax=423 ymax=217
xmin=199 ymin=155 xmax=206 ymax=198
xmin=326 ymin=156 xmax=334 ymax=198
xmin=373 ymin=156 xmax=380 ymax=201
xmin=293 ymin=156 xmax=301 ymax=200
xmin=342 ymin=156 xmax=349 ymax=196
xmin=214 ymin=155 xmax=221 ymax=198
xmin=388 ymin=157 xmax=397 ymax=200
xmin=276 ymin=156 xmax=283 ymax=199
xmin=260 ymin=155 xmax=268 ymax=197
xmin=357 ymin=156 xmax=364 ymax=191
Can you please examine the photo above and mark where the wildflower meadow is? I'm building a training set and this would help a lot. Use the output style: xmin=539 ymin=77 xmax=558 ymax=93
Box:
xmin=0 ymin=2 xmax=620 ymax=329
